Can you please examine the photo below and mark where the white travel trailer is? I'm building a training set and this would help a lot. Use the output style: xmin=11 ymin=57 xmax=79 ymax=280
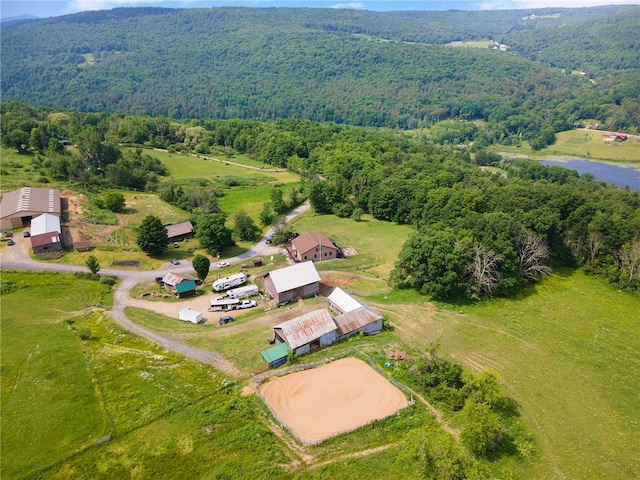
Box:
xmin=212 ymin=272 xmax=247 ymax=292
xmin=226 ymin=284 xmax=259 ymax=299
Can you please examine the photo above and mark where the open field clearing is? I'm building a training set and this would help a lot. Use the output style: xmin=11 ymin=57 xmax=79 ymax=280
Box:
xmin=497 ymin=129 xmax=640 ymax=165
xmin=426 ymin=269 xmax=640 ymax=479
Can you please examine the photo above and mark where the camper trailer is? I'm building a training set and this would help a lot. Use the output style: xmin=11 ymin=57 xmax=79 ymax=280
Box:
xmin=209 ymin=298 xmax=240 ymax=312
xmin=227 ymin=284 xmax=259 ymax=299
xmin=212 ymin=272 xmax=247 ymax=292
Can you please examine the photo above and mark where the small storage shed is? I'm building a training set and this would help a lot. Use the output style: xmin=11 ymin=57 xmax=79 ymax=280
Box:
xmin=262 ymin=261 xmax=320 ymax=305
xmin=175 ymin=279 xmax=197 ymax=298
xmin=30 ymin=232 xmax=62 ymax=254
xmin=261 ymin=343 xmax=291 ymax=368
xmin=273 ymin=309 xmax=337 ymax=356
xmin=178 ymin=309 xmax=203 ymax=324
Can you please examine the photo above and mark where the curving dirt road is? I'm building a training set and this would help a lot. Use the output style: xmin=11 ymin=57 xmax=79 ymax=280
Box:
xmin=0 ymin=202 xmax=311 ymax=378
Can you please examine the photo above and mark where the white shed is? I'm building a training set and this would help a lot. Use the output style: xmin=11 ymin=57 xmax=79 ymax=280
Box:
xmin=178 ymin=309 xmax=203 ymax=324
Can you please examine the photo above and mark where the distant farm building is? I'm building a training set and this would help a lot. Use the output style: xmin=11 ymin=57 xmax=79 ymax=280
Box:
xmin=291 ymin=232 xmax=339 ymax=263
xmin=30 ymin=213 xmax=62 ymax=254
xmin=262 ymin=261 xmax=320 ymax=305
xmin=0 ymin=187 xmax=61 ymax=230
xmin=272 ymin=309 xmax=338 ymax=356
xmin=166 ymin=221 xmax=194 ymax=242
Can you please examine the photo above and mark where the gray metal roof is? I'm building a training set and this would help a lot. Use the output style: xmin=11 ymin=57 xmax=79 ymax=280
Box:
xmin=273 ymin=309 xmax=336 ymax=350
xmin=266 ymin=261 xmax=320 ymax=293
xmin=166 ymin=221 xmax=193 ymax=239
xmin=334 ymin=307 xmax=382 ymax=337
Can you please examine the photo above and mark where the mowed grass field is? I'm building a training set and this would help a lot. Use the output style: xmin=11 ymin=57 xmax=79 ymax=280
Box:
xmin=497 ymin=129 xmax=640 ymax=165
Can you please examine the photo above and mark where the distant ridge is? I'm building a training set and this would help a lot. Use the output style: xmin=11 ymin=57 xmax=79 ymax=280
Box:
xmin=1 ymin=14 xmax=39 ymax=23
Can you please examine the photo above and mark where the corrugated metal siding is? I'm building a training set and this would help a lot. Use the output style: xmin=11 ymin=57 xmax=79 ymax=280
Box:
xmin=273 ymin=309 xmax=337 ymax=350
xmin=334 ymin=307 xmax=383 ymax=337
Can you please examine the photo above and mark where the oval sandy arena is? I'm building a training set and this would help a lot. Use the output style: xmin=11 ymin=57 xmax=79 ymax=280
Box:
xmin=259 ymin=357 xmax=409 ymax=444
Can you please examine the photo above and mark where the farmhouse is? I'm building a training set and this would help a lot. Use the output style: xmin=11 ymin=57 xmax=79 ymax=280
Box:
xmin=272 ymin=309 xmax=338 ymax=356
xmin=0 ymin=187 xmax=61 ymax=230
xmin=166 ymin=221 xmax=194 ymax=242
xmin=291 ymin=231 xmax=339 ymax=263
xmin=262 ymin=261 xmax=321 ymax=304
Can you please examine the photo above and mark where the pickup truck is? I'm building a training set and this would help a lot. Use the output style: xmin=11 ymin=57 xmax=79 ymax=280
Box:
xmin=236 ymin=300 xmax=257 ymax=309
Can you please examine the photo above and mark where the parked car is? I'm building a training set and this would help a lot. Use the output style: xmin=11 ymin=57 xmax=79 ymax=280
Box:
xmin=217 ymin=261 xmax=230 ymax=268
xmin=155 ymin=277 xmax=164 ymax=285
xmin=23 ymin=231 xmax=30 ymax=238
xmin=277 ymin=299 xmax=293 ymax=308
xmin=4 ymin=232 xmax=13 ymax=239
xmin=219 ymin=315 xmax=235 ymax=325
xmin=6 ymin=239 xmax=15 ymax=246
xmin=173 ymin=242 xmax=179 ymax=248
xmin=170 ymin=259 xmax=180 ymax=265
xmin=265 ymin=237 xmax=272 ymax=244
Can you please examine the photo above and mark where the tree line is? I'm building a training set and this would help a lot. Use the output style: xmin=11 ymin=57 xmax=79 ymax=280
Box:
xmin=2 ymin=103 xmax=639 ymax=297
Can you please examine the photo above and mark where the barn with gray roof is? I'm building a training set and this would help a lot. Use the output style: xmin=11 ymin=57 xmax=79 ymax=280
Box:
xmin=0 ymin=187 xmax=61 ymax=230
xmin=262 ymin=261 xmax=320 ymax=305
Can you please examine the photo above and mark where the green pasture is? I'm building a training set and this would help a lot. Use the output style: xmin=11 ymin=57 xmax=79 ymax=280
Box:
xmin=288 ymin=213 xmax=415 ymax=279
xmin=0 ymin=149 xmax=45 ymax=192
xmin=0 ymin=272 xmax=113 ymax=478
xmin=496 ymin=129 xmax=640 ymax=165
xmin=426 ymin=269 xmax=640 ymax=479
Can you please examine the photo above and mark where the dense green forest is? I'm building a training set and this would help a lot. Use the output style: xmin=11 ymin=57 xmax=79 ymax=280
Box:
xmin=2 ymin=6 xmax=638 ymax=146
xmin=2 ymin=102 xmax=639 ymax=297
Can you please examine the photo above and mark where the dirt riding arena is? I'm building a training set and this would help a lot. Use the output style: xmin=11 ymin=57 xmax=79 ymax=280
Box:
xmin=259 ymin=357 xmax=410 ymax=444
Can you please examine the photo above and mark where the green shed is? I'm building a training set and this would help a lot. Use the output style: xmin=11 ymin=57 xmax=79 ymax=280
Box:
xmin=175 ymin=279 xmax=197 ymax=298
xmin=261 ymin=343 xmax=290 ymax=368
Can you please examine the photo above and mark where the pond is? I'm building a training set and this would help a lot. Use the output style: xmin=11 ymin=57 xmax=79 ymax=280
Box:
xmin=540 ymin=158 xmax=640 ymax=191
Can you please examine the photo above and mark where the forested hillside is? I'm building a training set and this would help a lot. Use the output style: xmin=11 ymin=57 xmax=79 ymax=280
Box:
xmin=2 ymin=6 xmax=638 ymax=145
xmin=2 ymin=102 xmax=639 ymax=297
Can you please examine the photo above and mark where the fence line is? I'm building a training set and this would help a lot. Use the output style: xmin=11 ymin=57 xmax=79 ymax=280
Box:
xmin=253 ymin=348 xmax=415 ymax=445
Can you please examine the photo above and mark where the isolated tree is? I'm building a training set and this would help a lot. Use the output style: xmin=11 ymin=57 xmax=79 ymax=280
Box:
xmin=270 ymin=188 xmax=286 ymax=214
xmin=85 ymin=255 xmax=101 ymax=275
xmin=195 ymin=214 xmax=233 ymax=255
xmin=233 ymin=210 xmax=259 ymax=241
xmin=515 ymin=229 xmax=551 ymax=281
xmin=191 ymin=254 xmax=211 ymax=282
xmin=259 ymin=202 xmax=275 ymax=226
xmin=465 ymin=244 xmax=504 ymax=300
xmin=102 ymin=191 xmax=125 ymax=213
xmin=460 ymin=400 xmax=504 ymax=456
xmin=137 ymin=215 xmax=169 ymax=255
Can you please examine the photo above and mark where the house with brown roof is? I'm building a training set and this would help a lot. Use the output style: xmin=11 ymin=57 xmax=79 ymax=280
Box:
xmin=166 ymin=221 xmax=194 ymax=242
xmin=0 ymin=187 xmax=61 ymax=230
xmin=291 ymin=232 xmax=339 ymax=263
xmin=30 ymin=232 xmax=62 ymax=254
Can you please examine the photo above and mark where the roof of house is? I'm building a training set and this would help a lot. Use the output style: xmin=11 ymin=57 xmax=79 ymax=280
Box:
xmin=31 ymin=213 xmax=61 ymax=235
xmin=265 ymin=261 xmax=320 ymax=293
xmin=334 ymin=307 xmax=383 ymax=337
xmin=291 ymin=231 xmax=337 ymax=254
xmin=166 ymin=221 xmax=193 ymax=239
xmin=261 ymin=343 xmax=291 ymax=364
xmin=175 ymin=279 xmax=197 ymax=294
xmin=328 ymin=287 xmax=364 ymax=313
xmin=273 ymin=309 xmax=336 ymax=350
xmin=0 ymin=187 xmax=60 ymax=219
xmin=30 ymin=232 xmax=61 ymax=248
xmin=162 ymin=271 xmax=196 ymax=287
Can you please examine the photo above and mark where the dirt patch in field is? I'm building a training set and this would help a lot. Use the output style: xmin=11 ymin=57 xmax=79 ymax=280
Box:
xmin=259 ymin=357 xmax=409 ymax=444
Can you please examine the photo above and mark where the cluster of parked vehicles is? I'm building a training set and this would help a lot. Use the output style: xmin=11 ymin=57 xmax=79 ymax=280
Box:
xmin=209 ymin=273 xmax=260 ymax=315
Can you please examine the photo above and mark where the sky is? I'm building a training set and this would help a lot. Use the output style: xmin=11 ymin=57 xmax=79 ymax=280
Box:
xmin=1 ymin=0 xmax=638 ymax=19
